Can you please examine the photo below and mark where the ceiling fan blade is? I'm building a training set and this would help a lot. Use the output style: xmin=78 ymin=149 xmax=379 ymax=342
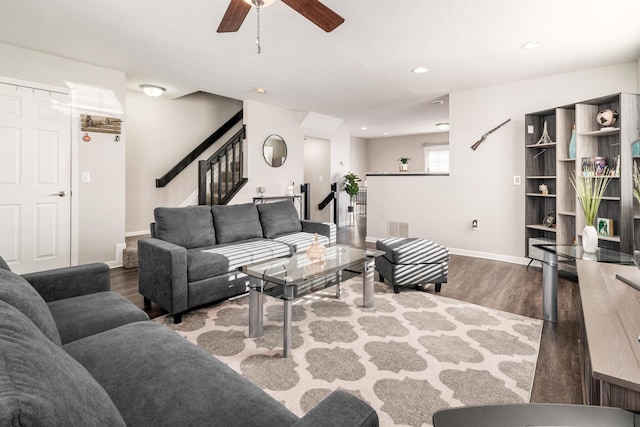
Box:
xmin=217 ymin=0 xmax=252 ymax=33
xmin=281 ymin=0 xmax=344 ymax=32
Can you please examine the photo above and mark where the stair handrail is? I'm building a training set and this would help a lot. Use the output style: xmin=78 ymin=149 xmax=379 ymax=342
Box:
xmin=317 ymin=183 xmax=339 ymax=226
xmin=198 ymin=125 xmax=246 ymax=205
xmin=155 ymin=109 xmax=243 ymax=188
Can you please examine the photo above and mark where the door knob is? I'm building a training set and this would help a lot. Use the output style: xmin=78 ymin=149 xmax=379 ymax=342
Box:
xmin=50 ymin=191 xmax=66 ymax=197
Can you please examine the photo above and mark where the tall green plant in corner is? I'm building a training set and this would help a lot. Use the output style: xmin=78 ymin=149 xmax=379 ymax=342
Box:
xmin=344 ymin=172 xmax=361 ymax=211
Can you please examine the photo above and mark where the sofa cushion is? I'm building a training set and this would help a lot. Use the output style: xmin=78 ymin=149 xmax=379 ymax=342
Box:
xmin=274 ymin=232 xmax=330 ymax=253
xmin=0 ymin=300 xmax=126 ymax=426
xmin=257 ymin=200 xmax=302 ymax=238
xmin=47 ymin=291 xmax=150 ymax=344
xmin=211 ymin=203 xmax=263 ymax=244
xmin=64 ymin=321 xmax=299 ymax=427
xmin=0 ymin=268 xmax=61 ymax=346
xmin=154 ymin=206 xmax=216 ymax=249
xmin=186 ymin=248 xmax=231 ymax=282
xmin=201 ymin=239 xmax=292 ymax=271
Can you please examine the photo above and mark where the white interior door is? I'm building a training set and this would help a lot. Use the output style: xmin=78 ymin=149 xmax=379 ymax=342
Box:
xmin=0 ymin=82 xmax=71 ymax=273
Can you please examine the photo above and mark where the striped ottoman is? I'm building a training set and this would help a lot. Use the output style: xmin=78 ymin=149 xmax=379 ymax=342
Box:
xmin=375 ymin=238 xmax=449 ymax=293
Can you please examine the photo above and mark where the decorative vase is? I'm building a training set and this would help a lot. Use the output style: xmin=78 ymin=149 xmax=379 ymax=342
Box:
xmin=569 ymin=125 xmax=576 ymax=159
xmin=582 ymin=225 xmax=598 ymax=253
xmin=399 ymin=163 xmax=408 ymax=172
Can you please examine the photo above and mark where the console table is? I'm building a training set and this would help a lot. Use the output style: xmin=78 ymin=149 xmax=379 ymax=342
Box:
xmin=577 ymin=260 xmax=640 ymax=409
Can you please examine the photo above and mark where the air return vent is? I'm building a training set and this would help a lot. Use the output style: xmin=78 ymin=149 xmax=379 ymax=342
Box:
xmin=387 ymin=221 xmax=409 ymax=238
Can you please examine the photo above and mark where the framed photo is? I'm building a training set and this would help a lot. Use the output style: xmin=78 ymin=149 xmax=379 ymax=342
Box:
xmin=596 ymin=217 xmax=614 ymax=237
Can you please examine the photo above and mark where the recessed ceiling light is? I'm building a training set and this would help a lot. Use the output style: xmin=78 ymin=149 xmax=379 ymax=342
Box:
xmin=522 ymin=40 xmax=543 ymax=49
xmin=412 ymin=67 xmax=429 ymax=74
xmin=361 ymin=126 xmax=368 ymax=131
xmin=256 ymin=88 xmax=266 ymax=94
xmin=436 ymin=123 xmax=450 ymax=130
xmin=432 ymin=100 xmax=445 ymax=105
xmin=384 ymin=132 xmax=389 ymax=135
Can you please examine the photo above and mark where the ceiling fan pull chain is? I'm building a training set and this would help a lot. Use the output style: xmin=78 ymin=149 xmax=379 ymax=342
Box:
xmin=256 ymin=3 xmax=261 ymax=54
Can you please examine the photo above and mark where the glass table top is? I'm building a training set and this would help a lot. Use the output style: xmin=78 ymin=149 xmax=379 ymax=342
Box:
xmin=243 ymin=244 xmax=384 ymax=286
xmin=534 ymin=244 xmax=635 ymax=265
xmin=243 ymin=244 xmax=384 ymax=301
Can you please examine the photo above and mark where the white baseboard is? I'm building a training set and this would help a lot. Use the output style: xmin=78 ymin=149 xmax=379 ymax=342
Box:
xmin=125 ymin=230 xmax=150 ymax=237
xmin=106 ymin=260 xmax=122 ymax=269
xmin=366 ymin=235 xmax=530 ymax=266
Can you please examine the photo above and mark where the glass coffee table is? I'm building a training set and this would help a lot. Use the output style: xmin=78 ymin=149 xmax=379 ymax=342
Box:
xmin=242 ymin=244 xmax=384 ymax=357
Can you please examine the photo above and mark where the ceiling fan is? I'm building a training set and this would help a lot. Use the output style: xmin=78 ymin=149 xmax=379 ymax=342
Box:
xmin=217 ymin=0 xmax=345 ymax=33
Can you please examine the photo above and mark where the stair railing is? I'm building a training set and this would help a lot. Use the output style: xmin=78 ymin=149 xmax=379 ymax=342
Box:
xmin=198 ymin=125 xmax=247 ymax=205
xmin=156 ymin=110 xmax=243 ymax=188
xmin=317 ymin=182 xmax=339 ymax=226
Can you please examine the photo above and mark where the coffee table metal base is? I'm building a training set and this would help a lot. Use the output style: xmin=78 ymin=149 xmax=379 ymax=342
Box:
xmin=248 ymin=258 xmax=376 ymax=357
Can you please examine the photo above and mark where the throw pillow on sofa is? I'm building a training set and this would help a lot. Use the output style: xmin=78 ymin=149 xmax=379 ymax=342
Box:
xmin=211 ymin=203 xmax=264 ymax=244
xmin=0 ymin=300 xmax=126 ymax=426
xmin=257 ymin=200 xmax=302 ymax=238
xmin=0 ymin=268 xmax=61 ymax=346
xmin=154 ymin=205 xmax=216 ymax=248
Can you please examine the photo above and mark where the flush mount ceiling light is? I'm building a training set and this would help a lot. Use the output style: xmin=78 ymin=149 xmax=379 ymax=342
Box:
xmin=140 ymin=85 xmax=165 ymax=97
xmin=432 ymin=100 xmax=445 ymax=105
xmin=256 ymin=87 xmax=266 ymax=94
xmin=522 ymin=40 xmax=543 ymax=49
xmin=436 ymin=123 xmax=450 ymax=130
xmin=361 ymin=126 xmax=368 ymax=131
xmin=412 ymin=67 xmax=430 ymax=74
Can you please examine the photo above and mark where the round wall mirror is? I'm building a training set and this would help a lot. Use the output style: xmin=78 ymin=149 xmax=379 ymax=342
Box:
xmin=262 ymin=134 xmax=287 ymax=167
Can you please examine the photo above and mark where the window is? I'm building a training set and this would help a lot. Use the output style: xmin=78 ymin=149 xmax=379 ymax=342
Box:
xmin=424 ymin=145 xmax=449 ymax=174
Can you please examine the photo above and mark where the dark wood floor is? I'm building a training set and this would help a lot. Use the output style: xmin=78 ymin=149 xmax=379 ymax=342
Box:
xmin=111 ymin=215 xmax=581 ymax=404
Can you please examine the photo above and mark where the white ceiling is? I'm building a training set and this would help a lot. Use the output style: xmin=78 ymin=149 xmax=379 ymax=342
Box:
xmin=0 ymin=0 xmax=639 ymax=138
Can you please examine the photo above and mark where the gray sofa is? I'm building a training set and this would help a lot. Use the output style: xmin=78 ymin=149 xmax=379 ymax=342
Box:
xmin=0 ymin=257 xmax=378 ymax=426
xmin=139 ymin=201 xmax=336 ymax=323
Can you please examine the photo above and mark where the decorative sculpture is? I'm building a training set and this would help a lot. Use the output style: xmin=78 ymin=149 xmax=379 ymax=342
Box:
xmin=536 ymin=120 xmax=554 ymax=145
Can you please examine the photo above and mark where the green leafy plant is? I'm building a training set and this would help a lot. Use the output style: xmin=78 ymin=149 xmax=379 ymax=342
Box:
xmin=398 ymin=157 xmax=411 ymax=164
xmin=570 ymin=168 xmax=612 ymax=226
xmin=344 ymin=172 xmax=361 ymax=198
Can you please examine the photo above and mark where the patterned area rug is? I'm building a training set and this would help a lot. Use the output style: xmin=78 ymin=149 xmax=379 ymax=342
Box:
xmin=155 ymin=278 xmax=543 ymax=427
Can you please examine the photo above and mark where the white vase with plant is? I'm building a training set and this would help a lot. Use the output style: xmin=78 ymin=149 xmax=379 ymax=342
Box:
xmin=570 ymin=167 xmax=612 ymax=253
xmin=398 ymin=157 xmax=411 ymax=172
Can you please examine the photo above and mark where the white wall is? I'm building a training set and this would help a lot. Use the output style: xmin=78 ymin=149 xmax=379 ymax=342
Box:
xmin=349 ymin=137 xmax=368 ymax=181
xmin=233 ymin=100 xmax=305 ymax=204
xmin=0 ymin=43 xmax=127 ymax=266
xmin=367 ymin=62 xmax=638 ymax=263
xmin=304 ymin=138 xmax=331 ymax=222
xmin=125 ymin=91 xmax=242 ymax=233
xmin=367 ymin=133 xmax=449 ymax=174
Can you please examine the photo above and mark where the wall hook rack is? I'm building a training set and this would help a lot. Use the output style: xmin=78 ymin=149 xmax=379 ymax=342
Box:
xmin=81 ymin=114 xmax=122 ymax=135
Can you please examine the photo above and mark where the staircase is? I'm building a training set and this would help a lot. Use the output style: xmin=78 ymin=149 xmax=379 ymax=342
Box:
xmin=198 ymin=125 xmax=247 ymax=206
xmin=123 ymin=110 xmax=246 ymax=269
xmin=122 ymin=234 xmax=150 ymax=269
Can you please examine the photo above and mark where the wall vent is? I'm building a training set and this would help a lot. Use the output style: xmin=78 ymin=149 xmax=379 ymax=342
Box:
xmin=387 ymin=221 xmax=409 ymax=238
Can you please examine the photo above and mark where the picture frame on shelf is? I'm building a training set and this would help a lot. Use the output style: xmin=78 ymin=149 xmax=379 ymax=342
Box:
xmin=596 ymin=217 xmax=614 ymax=237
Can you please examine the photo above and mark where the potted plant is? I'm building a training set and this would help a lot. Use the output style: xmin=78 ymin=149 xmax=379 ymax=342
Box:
xmin=398 ymin=157 xmax=411 ymax=172
xmin=344 ymin=172 xmax=360 ymax=212
xmin=570 ymin=167 xmax=612 ymax=253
